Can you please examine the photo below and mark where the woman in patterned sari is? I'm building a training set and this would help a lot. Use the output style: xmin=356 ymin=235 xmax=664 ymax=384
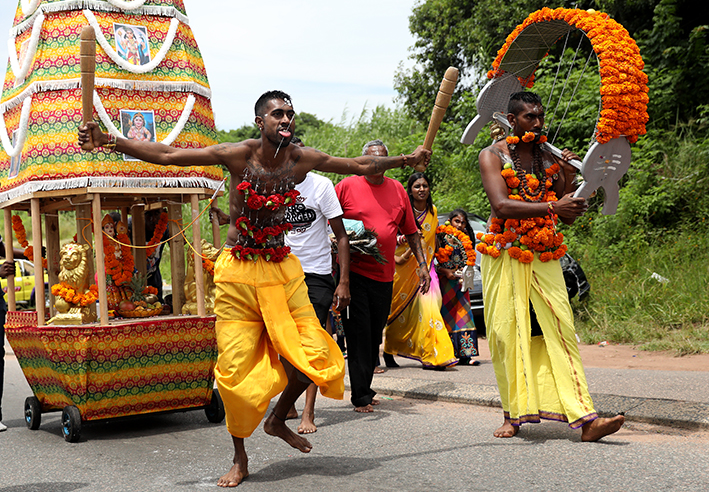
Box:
xmin=383 ymin=173 xmax=457 ymax=369
xmin=437 ymin=209 xmax=480 ymax=365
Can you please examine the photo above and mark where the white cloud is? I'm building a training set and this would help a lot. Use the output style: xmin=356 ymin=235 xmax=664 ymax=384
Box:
xmin=0 ymin=0 xmax=419 ymax=130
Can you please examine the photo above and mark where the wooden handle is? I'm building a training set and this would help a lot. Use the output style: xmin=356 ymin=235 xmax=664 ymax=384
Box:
xmin=80 ymin=25 xmax=96 ymax=151
xmin=417 ymin=67 xmax=459 ymax=170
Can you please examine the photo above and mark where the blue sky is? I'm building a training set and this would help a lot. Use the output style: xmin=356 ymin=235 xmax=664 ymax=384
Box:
xmin=0 ymin=1 xmax=420 ymax=131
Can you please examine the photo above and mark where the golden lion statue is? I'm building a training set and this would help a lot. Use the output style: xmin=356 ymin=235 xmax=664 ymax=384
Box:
xmin=48 ymin=242 xmax=97 ymax=325
xmin=182 ymin=239 xmax=220 ymax=315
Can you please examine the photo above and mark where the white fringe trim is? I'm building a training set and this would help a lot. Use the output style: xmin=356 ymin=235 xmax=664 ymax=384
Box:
xmin=106 ymin=0 xmax=147 ymax=10
xmin=21 ymin=0 xmax=41 ymax=16
xmin=7 ymin=12 xmax=44 ymax=85
xmin=0 ymin=78 xmax=211 ymax=114
xmin=84 ymin=9 xmax=180 ymax=75
xmin=94 ymin=90 xmax=195 ymax=145
xmin=11 ymin=1 xmax=190 ymax=38
xmin=0 ymin=96 xmax=32 ymax=158
xmin=0 ymin=176 xmax=224 ymax=203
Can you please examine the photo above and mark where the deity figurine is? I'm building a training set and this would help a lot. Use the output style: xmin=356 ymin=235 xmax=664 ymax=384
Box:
xmin=48 ymin=242 xmax=97 ymax=325
xmin=182 ymin=239 xmax=220 ymax=315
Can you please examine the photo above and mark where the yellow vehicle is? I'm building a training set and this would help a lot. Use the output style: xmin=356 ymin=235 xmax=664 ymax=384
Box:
xmin=1 ymin=258 xmax=49 ymax=309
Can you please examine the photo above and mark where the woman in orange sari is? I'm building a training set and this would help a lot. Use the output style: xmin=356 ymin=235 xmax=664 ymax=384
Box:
xmin=383 ymin=173 xmax=457 ymax=369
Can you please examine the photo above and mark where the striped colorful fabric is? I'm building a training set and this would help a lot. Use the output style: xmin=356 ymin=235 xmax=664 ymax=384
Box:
xmin=440 ymin=278 xmax=479 ymax=359
xmin=5 ymin=315 xmax=217 ymax=421
xmin=0 ymin=0 xmax=222 ymax=201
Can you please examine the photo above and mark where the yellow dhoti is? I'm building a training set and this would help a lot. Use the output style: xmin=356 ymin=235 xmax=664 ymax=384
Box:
xmin=481 ymin=253 xmax=597 ymax=428
xmin=214 ymin=249 xmax=345 ymax=438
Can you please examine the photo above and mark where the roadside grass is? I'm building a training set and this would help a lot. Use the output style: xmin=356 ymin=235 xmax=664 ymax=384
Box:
xmin=572 ymin=229 xmax=709 ymax=355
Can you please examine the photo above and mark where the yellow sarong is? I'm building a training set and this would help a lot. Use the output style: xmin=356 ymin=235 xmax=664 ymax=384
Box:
xmin=481 ymin=252 xmax=597 ymax=428
xmin=384 ymin=207 xmax=457 ymax=368
xmin=214 ymin=249 xmax=345 ymax=438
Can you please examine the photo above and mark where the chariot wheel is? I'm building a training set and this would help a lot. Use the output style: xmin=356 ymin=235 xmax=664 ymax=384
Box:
xmin=24 ymin=396 xmax=42 ymax=430
xmin=61 ymin=405 xmax=82 ymax=443
xmin=205 ymin=388 xmax=225 ymax=424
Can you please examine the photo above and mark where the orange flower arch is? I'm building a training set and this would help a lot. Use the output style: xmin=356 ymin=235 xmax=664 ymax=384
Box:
xmin=487 ymin=7 xmax=649 ymax=144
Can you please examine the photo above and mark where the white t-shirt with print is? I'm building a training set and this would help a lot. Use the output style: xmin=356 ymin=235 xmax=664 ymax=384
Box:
xmin=285 ymin=172 xmax=343 ymax=275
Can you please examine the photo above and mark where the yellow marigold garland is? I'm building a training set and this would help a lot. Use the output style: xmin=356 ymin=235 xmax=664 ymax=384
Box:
xmin=487 ymin=7 xmax=649 ymax=144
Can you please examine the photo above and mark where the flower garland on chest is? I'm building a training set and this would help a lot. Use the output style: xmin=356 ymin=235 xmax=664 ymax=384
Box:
xmin=476 ymin=136 xmax=568 ymax=263
xmin=231 ymin=179 xmax=300 ymax=263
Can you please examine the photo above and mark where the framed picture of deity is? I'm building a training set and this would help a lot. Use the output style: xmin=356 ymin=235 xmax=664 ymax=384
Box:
xmin=119 ymin=109 xmax=156 ymax=161
xmin=113 ymin=23 xmax=151 ymax=66
xmin=9 ymin=130 xmax=22 ymax=178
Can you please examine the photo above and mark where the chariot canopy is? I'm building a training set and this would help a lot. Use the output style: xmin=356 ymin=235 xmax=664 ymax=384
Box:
xmin=0 ymin=0 xmax=223 ymax=203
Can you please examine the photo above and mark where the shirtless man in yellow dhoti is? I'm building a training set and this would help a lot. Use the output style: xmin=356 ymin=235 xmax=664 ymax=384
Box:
xmin=477 ymin=91 xmax=624 ymax=442
xmin=79 ymin=90 xmax=431 ymax=487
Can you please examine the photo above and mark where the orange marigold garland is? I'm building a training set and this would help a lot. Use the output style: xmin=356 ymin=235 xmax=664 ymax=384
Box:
xmin=487 ymin=7 xmax=649 ymax=144
xmin=11 ymin=215 xmax=47 ymax=269
xmin=435 ymin=224 xmax=476 ymax=268
xmin=51 ymin=282 xmax=99 ymax=307
xmin=146 ymin=212 xmax=169 ymax=257
xmin=477 ymin=163 xmax=567 ymax=263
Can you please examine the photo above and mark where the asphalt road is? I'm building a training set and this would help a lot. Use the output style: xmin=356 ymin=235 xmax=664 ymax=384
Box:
xmin=2 ymin=352 xmax=709 ymax=492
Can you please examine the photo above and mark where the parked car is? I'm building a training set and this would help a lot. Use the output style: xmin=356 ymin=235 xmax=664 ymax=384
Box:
xmin=437 ymin=212 xmax=590 ymax=338
xmin=0 ymin=258 xmax=49 ymax=309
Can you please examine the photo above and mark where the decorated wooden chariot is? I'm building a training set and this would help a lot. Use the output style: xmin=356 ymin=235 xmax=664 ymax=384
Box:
xmin=1 ymin=0 xmax=227 ymax=441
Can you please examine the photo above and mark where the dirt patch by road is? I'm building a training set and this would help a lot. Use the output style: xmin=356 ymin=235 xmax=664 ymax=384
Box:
xmin=477 ymin=339 xmax=709 ymax=372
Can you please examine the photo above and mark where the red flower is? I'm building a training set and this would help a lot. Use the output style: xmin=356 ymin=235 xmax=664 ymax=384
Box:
xmin=284 ymin=189 xmax=300 ymax=205
xmin=247 ymin=195 xmax=266 ymax=210
xmin=236 ymin=182 xmax=253 ymax=195
xmin=265 ymin=194 xmax=285 ymax=210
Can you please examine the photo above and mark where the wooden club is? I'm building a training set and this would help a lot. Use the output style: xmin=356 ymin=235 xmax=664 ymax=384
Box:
xmin=417 ymin=66 xmax=459 ymax=171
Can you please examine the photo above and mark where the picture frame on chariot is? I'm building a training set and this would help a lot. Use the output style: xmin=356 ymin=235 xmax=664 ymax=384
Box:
xmin=119 ymin=109 xmax=156 ymax=161
xmin=9 ymin=129 xmax=21 ymax=178
xmin=113 ymin=23 xmax=151 ymax=66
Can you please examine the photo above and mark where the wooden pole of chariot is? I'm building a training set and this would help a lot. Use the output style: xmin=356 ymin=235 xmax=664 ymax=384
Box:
xmin=3 ymin=209 xmax=16 ymax=312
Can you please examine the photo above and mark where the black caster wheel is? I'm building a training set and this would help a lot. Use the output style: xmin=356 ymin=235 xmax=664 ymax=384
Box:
xmin=24 ymin=396 xmax=42 ymax=430
xmin=61 ymin=405 xmax=82 ymax=442
xmin=205 ymin=388 xmax=225 ymax=423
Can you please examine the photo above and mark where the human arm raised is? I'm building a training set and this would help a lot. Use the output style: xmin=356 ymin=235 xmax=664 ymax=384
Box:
xmin=479 ymin=145 xmax=587 ymax=222
xmin=305 ymin=146 xmax=431 ymax=176
xmin=78 ymin=121 xmax=245 ymax=169
xmin=329 ymin=216 xmax=350 ymax=311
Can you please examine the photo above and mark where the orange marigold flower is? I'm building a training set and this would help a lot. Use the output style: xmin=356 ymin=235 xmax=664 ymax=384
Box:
xmin=519 ymin=251 xmax=535 ymax=263
xmin=502 ymin=230 xmax=517 ymax=243
xmin=488 ymin=246 xmax=501 ymax=259
xmin=508 ymin=246 xmax=522 ymax=259
xmin=540 ymin=252 xmax=553 ymax=262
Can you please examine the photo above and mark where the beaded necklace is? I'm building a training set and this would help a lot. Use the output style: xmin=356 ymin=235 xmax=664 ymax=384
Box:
xmin=507 ymin=142 xmax=547 ymax=202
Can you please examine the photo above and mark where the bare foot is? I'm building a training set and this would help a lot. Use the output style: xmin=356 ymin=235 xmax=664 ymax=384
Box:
xmin=371 ymin=398 xmax=380 ymax=406
xmin=581 ymin=415 xmax=625 ymax=442
xmin=218 ymin=437 xmax=248 ymax=487
xmin=373 ymin=367 xmax=385 ymax=374
xmin=297 ymin=410 xmax=317 ymax=434
xmin=493 ymin=419 xmax=519 ymax=438
xmin=354 ymin=404 xmax=374 ymax=413
xmin=263 ymin=412 xmax=312 ymax=452
xmin=286 ymin=405 xmax=298 ymax=420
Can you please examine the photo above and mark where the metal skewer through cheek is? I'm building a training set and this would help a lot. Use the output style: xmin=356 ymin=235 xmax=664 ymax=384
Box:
xmin=273 ymin=113 xmax=296 ymax=159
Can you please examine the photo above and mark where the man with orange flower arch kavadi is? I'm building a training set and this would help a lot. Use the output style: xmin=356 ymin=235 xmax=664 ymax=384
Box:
xmin=477 ymin=91 xmax=624 ymax=442
xmin=79 ymin=90 xmax=431 ymax=487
